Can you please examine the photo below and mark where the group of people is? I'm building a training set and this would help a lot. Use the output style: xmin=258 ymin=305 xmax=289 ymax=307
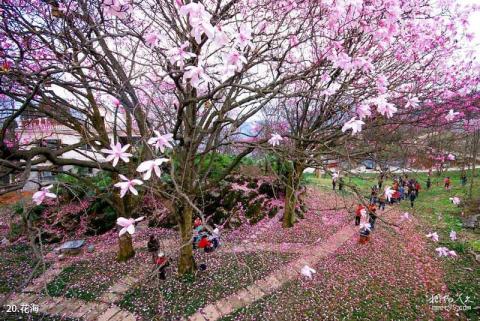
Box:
xmin=371 ymin=174 xmax=422 ymax=208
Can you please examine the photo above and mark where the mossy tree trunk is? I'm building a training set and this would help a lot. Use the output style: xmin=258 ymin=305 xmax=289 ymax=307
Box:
xmin=283 ymin=161 xmax=304 ymax=228
xmin=117 ymin=233 xmax=135 ymax=262
xmin=177 ymin=203 xmax=196 ymax=274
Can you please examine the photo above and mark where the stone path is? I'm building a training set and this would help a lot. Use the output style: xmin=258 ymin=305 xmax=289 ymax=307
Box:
xmin=219 ymin=242 xmax=307 ymax=254
xmin=187 ymin=224 xmax=356 ymax=321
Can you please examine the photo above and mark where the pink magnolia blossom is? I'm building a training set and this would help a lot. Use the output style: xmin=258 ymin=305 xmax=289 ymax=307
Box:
xmin=114 ymin=175 xmax=143 ymax=198
xmin=445 ymin=109 xmax=460 ymax=121
xmin=374 ymin=96 xmax=397 ymax=118
xmin=426 ymin=232 xmax=439 ymax=242
xmin=224 ymin=49 xmax=247 ymax=73
xmin=136 ymin=158 xmax=169 ymax=180
xmin=101 ymin=141 xmax=133 ymax=167
xmin=436 ymin=247 xmax=456 ymax=257
xmin=449 ymin=230 xmax=457 ymax=241
xmin=179 ymin=2 xmax=215 ymax=43
xmin=32 ymin=185 xmax=57 ymax=205
xmin=148 ymin=131 xmax=174 ymax=153
xmin=268 ymin=134 xmax=283 ymax=146
xmin=145 ymin=33 xmax=160 ymax=47
xmin=449 ymin=196 xmax=461 ymax=205
xmin=446 ymin=154 xmax=455 ymax=161
xmin=167 ymin=42 xmax=196 ymax=68
xmin=213 ymin=27 xmax=229 ymax=47
xmin=300 ymin=265 xmax=316 ymax=279
xmin=116 ymin=216 xmax=145 ymax=236
xmin=236 ymin=25 xmax=252 ymax=50
xmin=405 ymin=95 xmax=419 ymax=108
xmin=183 ymin=64 xmax=211 ymax=89
xmin=356 ymin=104 xmax=371 ymax=119
xmin=341 ymin=117 xmax=364 ymax=135
xmin=111 ymin=97 xmax=121 ymax=107
xmin=102 ymin=0 xmax=129 ymax=19
xmin=376 ymin=74 xmax=389 ymax=94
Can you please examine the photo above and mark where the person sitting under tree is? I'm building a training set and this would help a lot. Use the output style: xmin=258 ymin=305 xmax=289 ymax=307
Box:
xmin=147 ymin=234 xmax=159 ymax=264
xmin=156 ymin=252 xmax=170 ymax=280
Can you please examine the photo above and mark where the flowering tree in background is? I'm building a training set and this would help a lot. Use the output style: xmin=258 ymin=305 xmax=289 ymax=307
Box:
xmin=257 ymin=0 xmax=480 ymax=227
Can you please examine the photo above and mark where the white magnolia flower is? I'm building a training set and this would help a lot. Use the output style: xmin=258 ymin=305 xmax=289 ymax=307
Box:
xmin=32 ymin=185 xmax=57 ymax=205
xmin=445 ymin=109 xmax=460 ymax=121
xmin=136 ymin=158 xmax=169 ymax=180
xmin=342 ymin=117 xmax=365 ymax=135
xmin=384 ymin=186 xmax=394 ymax=201
xmin=449 ymin=197 xmax=461 ymax=205
xmin=101 ymin=141 xmax=133 ymax=167
xmin=116 ymin=216 xmax=145 ymax=236
xmin=268 ymin=134 xmax=283 ymax=146
xmin=449 ymin=230 xmax=457 ymax=241
xmin=426 ymin=232 xmax=439 ymax=242
xmin=300 ymin=265 xmax=316 ymax=279
xmin=114 ymin=175 xmax=143 ymax=198
xmin=148 ymin=132 xmax=174 ymax=153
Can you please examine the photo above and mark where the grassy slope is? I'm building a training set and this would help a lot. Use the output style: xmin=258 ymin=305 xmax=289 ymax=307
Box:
xmin=305 ymin=170 xmax=480 ymax=320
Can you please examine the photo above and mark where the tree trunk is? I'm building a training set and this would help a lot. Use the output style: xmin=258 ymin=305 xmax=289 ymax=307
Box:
xmin=177 ymin=202 xmax=196 ymax=275
xmin=469 ymin=129 xmax=479 ymax=199
xmin=283 ymin=162 xmax=303 ymax=228
xmin=117 ymin=233 xmax=135 ymax=262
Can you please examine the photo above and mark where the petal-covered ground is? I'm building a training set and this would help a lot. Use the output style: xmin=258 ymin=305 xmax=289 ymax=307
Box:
xmin=118 ymin=251 xmax=296 ymax=320
xmin=219 ymin=207 xmax=461 ymax=321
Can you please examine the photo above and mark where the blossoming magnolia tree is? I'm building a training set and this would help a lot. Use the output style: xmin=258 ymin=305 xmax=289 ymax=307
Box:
xmin=0 ymin=0 xmax=326 ymax=272
xmin=255 ymin=0 xmax=480 ymax=227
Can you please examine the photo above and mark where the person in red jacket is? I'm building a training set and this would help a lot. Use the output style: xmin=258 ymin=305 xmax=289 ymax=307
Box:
xmin=444 ymin=177 xmax=451 ymax=190
xmin=156 ymin=252 xmax=170 ymax=280
xmin=354 ymin=204 xmax=364 ymax=226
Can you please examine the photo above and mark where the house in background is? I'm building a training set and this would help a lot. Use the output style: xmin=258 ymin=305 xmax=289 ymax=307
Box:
xmin=6 ymin=104 xmax=139 ymax=191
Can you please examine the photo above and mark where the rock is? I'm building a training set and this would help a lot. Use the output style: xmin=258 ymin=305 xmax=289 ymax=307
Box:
xmin=59 ymin=239 xmax=85 ymax=255
xmin=87 ymin=245 xmax=95 ymax=253
xmin=462 ymin=214 xmax=480 ymax=229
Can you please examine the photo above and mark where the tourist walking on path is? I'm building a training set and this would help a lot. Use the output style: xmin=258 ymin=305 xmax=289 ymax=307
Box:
xmin=409 ymin=190 xmax=417 ymax=208
xmin=355 ymin=204 xmax=364 ymax=226
xmin=460 ymin=171 xmax=467 ymax=186
xmin=444 ymin=177 xmax=451 ymax=190
xmin=368 ymin=203 xmax=378 ymax=229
